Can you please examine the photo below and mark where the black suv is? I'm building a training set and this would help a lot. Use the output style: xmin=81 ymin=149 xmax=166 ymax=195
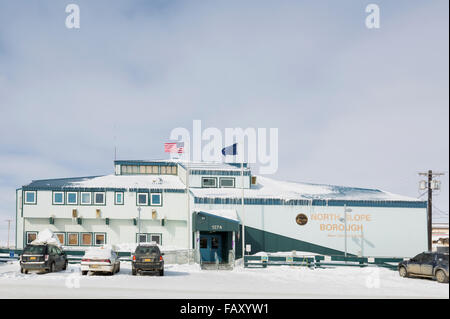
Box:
xmin=132 ymin=245 xmax=164 ymax=276
xmin=398 ymin=251 xmax=449 ymax=283
xmin=20 ymin=244 xmax=68 ymax=274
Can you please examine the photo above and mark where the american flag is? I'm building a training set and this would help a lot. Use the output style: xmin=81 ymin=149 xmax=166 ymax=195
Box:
xmin=164 ymin=142 xmax=184 ymax=153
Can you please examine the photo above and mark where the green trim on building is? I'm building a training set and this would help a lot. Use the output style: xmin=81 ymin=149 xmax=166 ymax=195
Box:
xmin=193 ymin=211 xmax=239 ymax=232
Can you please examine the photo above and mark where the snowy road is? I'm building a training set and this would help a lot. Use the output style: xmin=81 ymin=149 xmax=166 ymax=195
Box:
xmin=0 ymin=261 xmax=447 ymax=299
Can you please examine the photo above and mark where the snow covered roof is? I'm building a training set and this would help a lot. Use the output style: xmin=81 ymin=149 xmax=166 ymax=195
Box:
xmin=191 ymin=175 xmax=424 ymax=203
xmin=200 ymin=209 xmax=239 ymax=221
xmin=23 ymin=174 xmax=186 ymax=191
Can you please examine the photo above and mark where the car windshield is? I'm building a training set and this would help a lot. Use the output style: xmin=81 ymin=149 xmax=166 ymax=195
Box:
xmin=23 ymin=245 xmax=46 ymax=255
xmin=135 ymin=246 xmax=160 ymax=255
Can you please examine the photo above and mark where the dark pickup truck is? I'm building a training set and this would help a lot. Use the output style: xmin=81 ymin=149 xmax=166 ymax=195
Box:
xmin=131 ymin=244 xmax=164 ymax=276
xmin=398 ymin=251 xmax=448 ymax=283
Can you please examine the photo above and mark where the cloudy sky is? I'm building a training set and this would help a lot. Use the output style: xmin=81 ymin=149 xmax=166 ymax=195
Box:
xmin=0 ymin=0 xmax=448 ymax=244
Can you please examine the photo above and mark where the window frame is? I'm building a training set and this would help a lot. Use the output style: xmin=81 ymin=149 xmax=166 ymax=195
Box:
xmin=93 ymin=192 xmax=106 ymax=206
xmin=135 ymin=233 xmax=162 ymax=245
xmin=80 ymin=192 xmax=92 ymax=205
xmin=24 ymin=191 xmax=37 ymax=205
xmin=220 ymin=177 xmax=235 ymax=188
xmin=150 ymin=193 xmax=162 ymax=206
xmin=136 ymin=192 xmax=149 ymax=206
xmin=25 ymin=231 xmax=38 ymax=244
xmin=94 ymin=232 xmax=107 ymax=246
xmin=67 ymin=232 xmax=79 ymax=246
xmin=66 ymin=191 xmax=78 ymax=205
xmin=80 ymin=232 xmax=93 ymax=246
xmin=115 ymin=191 xmax=124 ymax=205
xmin=52 ymin=191 xmax=65 ymax=205
xmin=202 ymin=177 xmax=218 ymax=188
xmin=54 ymin=232 xmax=66 ymax=246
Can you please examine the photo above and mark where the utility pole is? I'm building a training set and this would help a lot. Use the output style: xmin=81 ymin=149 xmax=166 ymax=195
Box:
xmin=5 ymin=219 xmax=11 ymax=249
xmin=418 ymin=170 xmax=445 ymax=251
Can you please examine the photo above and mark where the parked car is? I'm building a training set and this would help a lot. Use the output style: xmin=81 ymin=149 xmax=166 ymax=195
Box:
xmin=398 ymin=251 xmax=449 ymax=283
xmin=131 ymin=244 xmax=164 ymax=276
xmin=20 ymin=243 xmax=68 ymax=274
xmin=81 ymin=246 xmax=120 ymax=275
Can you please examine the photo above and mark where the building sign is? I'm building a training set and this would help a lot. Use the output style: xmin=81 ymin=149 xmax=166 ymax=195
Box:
xmin=310 ymin=213 xmax=373 ymax=238
xmin=295 ymin=214 xmax=308 ymax=226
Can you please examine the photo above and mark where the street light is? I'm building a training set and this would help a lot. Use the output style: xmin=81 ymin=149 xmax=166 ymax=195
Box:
xmin=137 ymin=206 xmax=142 ymax=245
xmin=338 ymin=205 xmax=353 ymax=259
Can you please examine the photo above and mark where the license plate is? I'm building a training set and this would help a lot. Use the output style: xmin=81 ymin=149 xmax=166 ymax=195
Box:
xmin=90 ymin=265 xmax=99 ymax=269
xmin=30 ymin=257 xmax=36 ymax=261
xmin=144 ymin=259 xmax=152 ymax=262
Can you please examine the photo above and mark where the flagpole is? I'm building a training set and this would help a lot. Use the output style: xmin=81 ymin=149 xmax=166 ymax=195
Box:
xmin=241 ymin=160 xmax=245 ymax=260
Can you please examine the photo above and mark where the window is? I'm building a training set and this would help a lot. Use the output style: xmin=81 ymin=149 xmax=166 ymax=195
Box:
xmin=211 ymin=237 xmax=219 ymax=249
xmin=26 ymin=232 xmax=37 ymax=244
xmin=150 ymin=193 xmax=162 ymax=206
xmin=152 ymin=166 xmax=159 ymax=174
xmin=136 ymin=233 xmax=162 ymax=245
xmin=200 ymin=238 xmax=207 ymax=249
xmin=54 ymin=232 xmax=65 ymax=245
xmin=24 ymin=191 xmax=36 ymax=204
xmin=66 ymin=192 xmax=78 ymax=205
xmin=53 ymin=191 xmax=64 ymax=205
xmin=81 ymin=233 xmax=92 ymax=246
xmin=80 ymin=192 xmax=92 ymax=205
xmin=68 ymin=233 xmax=79 ymax=246
xmin=220 ymin=177 xmax=235 ymax=188
xmin=95 ymin=233 xmax=106 ymax=246
xmin=161 ymin=166 xmax=167 ymax=174
xmin=137 ymin=193 xmax=148 ymax=206
xmin=115 ymin=192 xmax=124 ymax=205
xmin=93 ymin=192 xmax=105 ymax=205
xmin=202 ymin=177 xmax=217 ymax=188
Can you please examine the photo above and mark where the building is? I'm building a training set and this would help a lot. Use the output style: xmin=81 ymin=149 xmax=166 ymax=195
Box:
xmin=15 ymin=159 xmax=428 ymax=262
xmin=432 ymin=223 xmax=449 ymax=248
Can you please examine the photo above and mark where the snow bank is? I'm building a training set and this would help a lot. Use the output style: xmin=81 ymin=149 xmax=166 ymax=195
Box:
xmin=31 ymin=229 xmax=61 ymax=247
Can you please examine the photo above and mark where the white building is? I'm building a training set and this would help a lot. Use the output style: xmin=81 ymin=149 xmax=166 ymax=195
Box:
xmin=16 ymin=159 xmax=428 ymax=262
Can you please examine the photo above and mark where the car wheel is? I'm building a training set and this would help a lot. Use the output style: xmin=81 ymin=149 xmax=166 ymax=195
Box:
xmin=435 ymin=270 xmax=448 ymax=283
xmin=399 ymin=266 xmax=408 ymax=278
xmin=132 ymin=268 xmax=137 ymax=276
xmin=117 ymin=264 xmax=120 ymax=273
xmin=159 ymin=269 xmax=164 ymax=276
xmin=20 ymin=267 xmax=24 ymax=274
xmin=63 ymin=261 xmax=68 ymax=271
xmin=82 ymin=271 xmax=88 ymax=276
xmin=49 ymin=262 xmax=55 ymax=273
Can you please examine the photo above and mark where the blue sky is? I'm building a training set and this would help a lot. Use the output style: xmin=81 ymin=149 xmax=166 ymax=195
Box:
xmin=0 ymin=0 xmax=448 ymax=244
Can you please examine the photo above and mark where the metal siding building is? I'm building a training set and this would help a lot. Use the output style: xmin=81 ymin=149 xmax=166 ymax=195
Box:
xmin=15 ymin=159 xmax=428 ymax=261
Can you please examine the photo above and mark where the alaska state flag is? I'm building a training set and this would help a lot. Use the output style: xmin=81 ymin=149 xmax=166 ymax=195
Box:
xmin=222 ymin=143 xmax=237 ymax=156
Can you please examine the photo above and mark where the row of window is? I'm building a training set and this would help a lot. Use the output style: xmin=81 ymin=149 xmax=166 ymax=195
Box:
xmin=23 ymin=191 xmax=162 ymax=207
xmin=121 ymin=165 xmax=177 ymax=175
xmin=202 ymin=177 xmax=235 ymax=188
xmin=26 ymin=231 xmax=106 ymax=246
xmin=25 ymin=231 xmax=162 ymax=246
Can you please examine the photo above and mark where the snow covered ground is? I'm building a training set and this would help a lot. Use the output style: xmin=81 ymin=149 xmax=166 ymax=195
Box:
xmin=0 ymin=261 xmax=447 ymax=299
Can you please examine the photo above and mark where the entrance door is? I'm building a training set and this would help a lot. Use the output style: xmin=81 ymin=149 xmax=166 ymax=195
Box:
xmin=199 ymin=234 xmax=222 ymax=263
